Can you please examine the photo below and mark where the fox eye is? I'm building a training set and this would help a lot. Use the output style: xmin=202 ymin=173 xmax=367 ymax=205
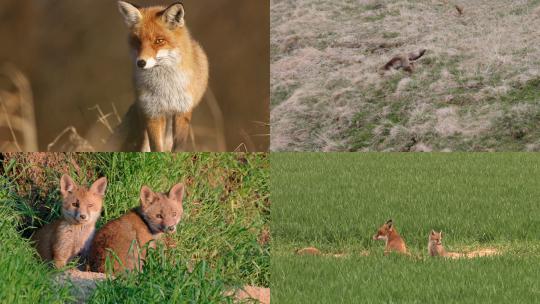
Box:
xmin=88 ymin=204 xmax=94 ymax=207
xmin=155 ymin=38 xmax=165 ymax=45
xmin=156 ymin=214 xmax=163 ymax=219
xmin=173 ymin=212 xmax=177 ymax=217
xmin=72 ymin=201 xmax=79 ymax=207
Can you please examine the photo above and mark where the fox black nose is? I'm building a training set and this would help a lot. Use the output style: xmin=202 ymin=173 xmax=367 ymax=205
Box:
xmin=80 ymin=214 xmax=87 ymax=220
xmin=167 ymin=226 xmax=175 ymax=232
xmin=137 ymin=60 xmax=146 ymax=68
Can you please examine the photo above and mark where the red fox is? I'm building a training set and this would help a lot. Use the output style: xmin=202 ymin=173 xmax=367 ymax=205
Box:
xmin=110 ymin=1 xmax=209 ymax=152
xmin=89 ymin=183 xmax=184 ymax=273
xmin=428 ymin=230 xmax=462 ymax=258
xmin=383 ymin=49 xmax=426 ymax=73
xmin=31 ymin=175 xmax=107 ymax=268
xmin=372 ymin=219 xmax=408 ymax=255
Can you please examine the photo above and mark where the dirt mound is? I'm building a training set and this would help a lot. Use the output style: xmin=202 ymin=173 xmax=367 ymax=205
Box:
xmin=295 ymin=247 xmax=321 ymax=256
xmin=293 ymin=247 xmax=500 ymax=260
xmin=465 ymin=248 xmax=500 ymax=258
xmin=295 ymin=247 xmax=356 ymax=258
xmin=234 ymin=286 xmax=271 ymax=304
xmin=58 ymin=270 xmax=269 ymax=304
xmin=1 ymin=152 xmax=92 ymax=196
xmin=55 ymin=270 xmax=108 ymax=304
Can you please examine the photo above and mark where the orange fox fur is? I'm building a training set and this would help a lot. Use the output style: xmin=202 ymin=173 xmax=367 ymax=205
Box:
xmin=89 ymin=183 xmax=184 ymax=273
xmin=372 ymin=219 xmax=408 ymax=255
xmin=108 ymin=1 xmax=209 ymax=152
xmin=32 ymin=175 xmax=107 ymax=268
xmin=428 ymin=230 xmax=462 ymax=258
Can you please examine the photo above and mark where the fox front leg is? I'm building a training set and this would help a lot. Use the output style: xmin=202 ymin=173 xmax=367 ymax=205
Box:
xmin=173 ymin=112 xmax=192 ymax=151
xmin=52 ymin=249 xmax=71 ymax=268
xmin=145 ymin=116 xmax=166 ymax=152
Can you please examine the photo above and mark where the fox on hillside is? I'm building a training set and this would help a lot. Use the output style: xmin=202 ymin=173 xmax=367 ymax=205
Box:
xmin=108 ymin=1 xmax=209 ymax=152
xmin=32 ymin=175 xmax=107 ymax=268
xmin=88 ymin=183 xmax=184 ymax=273
xmin=372 ymin=219 xmax=408 ymax=255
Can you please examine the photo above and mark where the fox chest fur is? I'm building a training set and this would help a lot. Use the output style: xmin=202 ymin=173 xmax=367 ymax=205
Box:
xmin=32 ymin=219 xmax=96 ymax=267
xmin=134 ymin=63 xmax=193 ymax=118
xmin=429 ymin=243 xmax=447 ymax=256
xmin=55 ymin=221 xmax=96 ymax=258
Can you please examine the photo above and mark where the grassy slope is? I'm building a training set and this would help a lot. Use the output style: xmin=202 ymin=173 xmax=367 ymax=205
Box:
xmin=271 ymin=153 xmax=540 ymax=303
xmin=1 ymin=153 xmax=269 ymax=303
xmin=271 ymin=0 xmax=540 ymax=151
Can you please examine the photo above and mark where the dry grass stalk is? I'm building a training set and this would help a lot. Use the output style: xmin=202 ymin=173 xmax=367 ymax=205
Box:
xmin=0 ymin=63 xmax=38 ymax=151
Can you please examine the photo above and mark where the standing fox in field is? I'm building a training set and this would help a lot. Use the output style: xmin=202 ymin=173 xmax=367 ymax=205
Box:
xmin=89 ymin=183 xmax=184 ymax=273
xmin=32 ymin=175 xmax=107 ymax=268
xmin=428 ymin=230 xmax=462 ymax=258
xmin=109 ymin=1 xmax=209 ymax=152
xmin=372 ymin=219 xmax=408 ymax=255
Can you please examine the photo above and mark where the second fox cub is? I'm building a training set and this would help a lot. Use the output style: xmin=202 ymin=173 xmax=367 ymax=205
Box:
xmin=372 ymin=219 xmax=408 ymax=255
xmin=32 ymin=175 xmax=107 ymax=268
xmin=428 ymin=230 xmax=462 ymax=258
xmin=111 ymin=1 xmax=209 ymax=152
xmin=89 ymin=183 xmax=184 ymax=273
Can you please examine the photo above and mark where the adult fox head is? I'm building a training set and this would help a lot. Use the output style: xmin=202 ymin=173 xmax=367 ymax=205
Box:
xmin=139 ymin=183 xmax=184 ymax=234
xmin=429 ymin=230 xmax=443 ymax=246
xmin=372 ymin=219 xmax=394 ymax=241
xmin=118 ymin=1 xmax=188 ymax=69
xmin=60 ymin=175 xmax=107 ymax=225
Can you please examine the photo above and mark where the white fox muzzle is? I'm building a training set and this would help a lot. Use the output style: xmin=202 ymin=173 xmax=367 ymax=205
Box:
xmin=136 ymin=49 xmax=180 ymax=70
xmin=137 ymin=57 xmax=157 ymax=69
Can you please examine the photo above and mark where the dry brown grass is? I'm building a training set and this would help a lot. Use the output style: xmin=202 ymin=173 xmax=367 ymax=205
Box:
xmin=0 ymin=64 xmax=37 ymax=151
xmin=0 ymin=64 xmax=229 ymax=152
xmin=271 ymin=0 xmax=540 ymax=151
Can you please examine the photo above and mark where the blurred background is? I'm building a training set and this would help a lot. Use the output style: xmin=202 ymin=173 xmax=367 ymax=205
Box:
xmin=0 ymin=0 xmax=269 ymax=152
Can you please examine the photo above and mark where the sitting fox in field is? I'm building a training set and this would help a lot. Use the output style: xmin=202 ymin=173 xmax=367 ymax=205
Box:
xmin=32 ymin=175 xmax=107 ymax=268
xmin=372 ymin=219 xmax=408 ymax=255
xmin=108 ymin=1 xmax=209 ymax=152
xmin=89 ymin=183 xmax=184 ymax=273
xmin=428 ymin=230 xmax=462 ymax=258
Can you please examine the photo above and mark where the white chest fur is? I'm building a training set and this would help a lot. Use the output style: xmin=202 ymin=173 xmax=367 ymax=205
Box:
xmin=57 ymin=222 xmax=96 ymax=258
xmin=134 ymin=64 xmax=193 ymax=118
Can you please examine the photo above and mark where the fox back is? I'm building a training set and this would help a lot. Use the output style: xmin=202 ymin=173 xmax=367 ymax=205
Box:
xmin=372 ymin=219 xmax=407 ymax=255
xmin=32 ymin=175 xmax=107 ymax=268
xmin=89 ymin=183 xmax=184 ymax=273
xmin=118 ymin=1 xmax=209 ymax=118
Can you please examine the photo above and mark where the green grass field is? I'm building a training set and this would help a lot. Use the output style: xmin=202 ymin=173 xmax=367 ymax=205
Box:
xmin=271 ymin=153 xmax=540 ymax=303
xmin=0 ymin=153 xmax=269 ymax=303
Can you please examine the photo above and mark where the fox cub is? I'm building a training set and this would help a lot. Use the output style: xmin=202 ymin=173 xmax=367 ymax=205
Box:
xmin=89 ymin=183 xmax=184 ymax=273
xmin=112 ymin=1 xmax=209 ymax=152
xmin=32 ymin=175 xmax=107 ymax=268
xmin=428 ymin=230 xmax=462 ymax=258
xmin=372 ymin=219 xmax=408 ymax=255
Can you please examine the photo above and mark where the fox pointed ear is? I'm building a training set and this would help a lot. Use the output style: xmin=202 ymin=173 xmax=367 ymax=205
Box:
xmin=60 ymin=174 xmax=76 ymax=197
xmin=162 ymin=2 xmax=185 ymax=28
xmin=385 ymin=219 xmax=393 ymax=227
xmin=140 ymin=185 xmax=155 ymax=207
xmin=90 ymin=177 xmax=108 ymax=197
xmin=440 ymin=231 xmax=443 ymax=238
xmin=431 ymin=230 xmax=436 ymax=235
xmin=118 ymin=1 xmax=142 ymax=28
xmin=168 ymin=183 xmax=184 ymax=205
